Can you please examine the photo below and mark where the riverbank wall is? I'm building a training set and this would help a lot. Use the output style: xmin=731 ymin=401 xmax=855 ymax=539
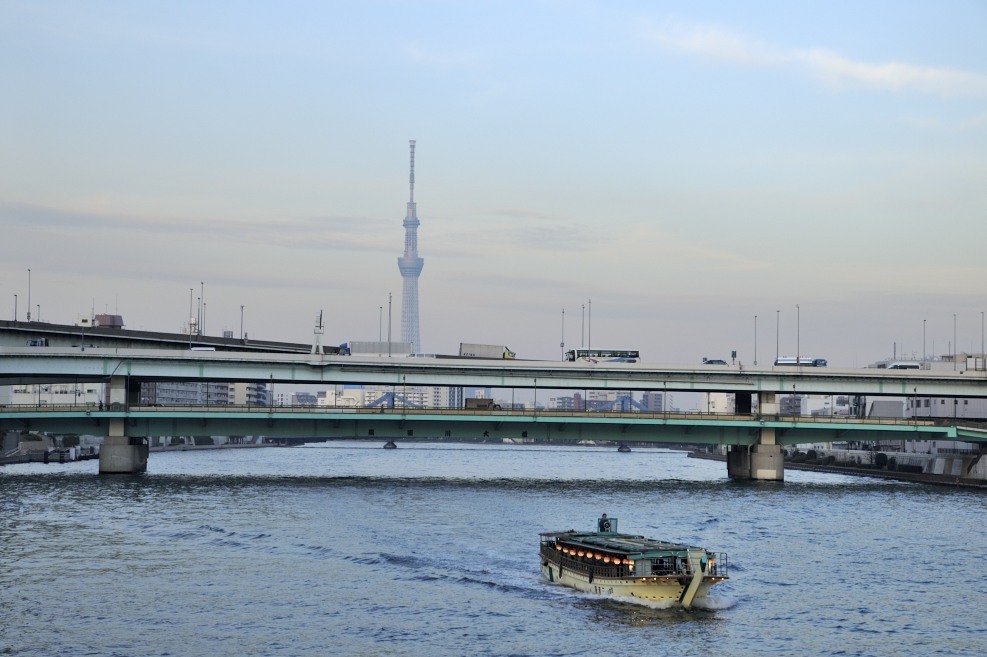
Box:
xmin=689 ymin=450 xmax=987 ymax=488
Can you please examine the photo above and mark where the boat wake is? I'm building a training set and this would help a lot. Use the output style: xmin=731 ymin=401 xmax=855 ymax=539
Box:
xmin=581 ymin=589 xmax=738 ymax=612
xmin=691 ymin=594 xmax=738 ymax=611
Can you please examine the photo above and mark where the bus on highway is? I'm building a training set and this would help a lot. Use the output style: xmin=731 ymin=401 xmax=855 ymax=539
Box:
xmin=565 ymin=349 xmax=640 ymax=363
xmin=774 ymin=357 xmax=828 ymax=367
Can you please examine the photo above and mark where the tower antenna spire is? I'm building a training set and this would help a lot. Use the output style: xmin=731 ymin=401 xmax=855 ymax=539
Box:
xmin=409 ymin=139 xmax=415 ymax=203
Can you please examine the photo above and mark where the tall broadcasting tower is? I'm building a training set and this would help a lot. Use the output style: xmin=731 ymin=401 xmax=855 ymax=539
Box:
xmin=398 ymin=140 xmax=423 ymax=353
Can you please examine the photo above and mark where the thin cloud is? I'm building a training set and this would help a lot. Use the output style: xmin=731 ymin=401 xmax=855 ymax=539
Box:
xmin=642 ymin=19 xmax=987 ymax=96
xmin=0 ymin=201 xmax=397 ymax=253
xmin=797 ymin=48 xmax=987 ymax=94
xmin=646 ymin=22 xmax=783 ymax=66
xmin=622 ymin=223 xmax=771 ymax=274
xmin=433 ymin=207 xmax=597 ymax=255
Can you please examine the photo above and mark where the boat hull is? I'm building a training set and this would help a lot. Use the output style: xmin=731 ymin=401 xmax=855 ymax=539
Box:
xmin=540 ymin=561 xmax=719 ymax=605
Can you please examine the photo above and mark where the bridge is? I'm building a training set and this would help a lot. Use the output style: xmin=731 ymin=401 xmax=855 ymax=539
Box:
xmin=3 ymin=344 xmax=986 ymax=480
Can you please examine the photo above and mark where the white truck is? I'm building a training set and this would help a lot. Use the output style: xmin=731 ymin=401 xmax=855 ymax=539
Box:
xmin=458 ymin=343 xmax=516 ymax=359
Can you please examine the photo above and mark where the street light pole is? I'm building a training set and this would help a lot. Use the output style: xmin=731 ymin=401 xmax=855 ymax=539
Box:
xmin=560 ymin=308 xmax=565 ymax=361
xmin=923 ymin=319 xmax=926 ymax=364
xmin=754 ymin=315 xmax=758 ymax=366
xmin=775 ymin=309 xmax=780 ymax=362
xmin=588 ymin=299 xmax=592 ymax=350
xmin=240 ymin=305 xmax=245 ymax=340
xmin=13 ymin=294 xmax=16 ymax=321
xmin=27 ymin=268 xmax=31 ymax=322
xmin=953 ymin=313 xmax=957 ymax=371
xmin=200 ymin=281 xmax=205 ymax=335
xmin=796 ymin=304 xmax=800 ymax=365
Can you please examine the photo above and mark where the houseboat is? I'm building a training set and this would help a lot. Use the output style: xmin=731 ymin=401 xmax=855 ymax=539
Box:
xmin=539 ymin=515 xmax=728 ymax=609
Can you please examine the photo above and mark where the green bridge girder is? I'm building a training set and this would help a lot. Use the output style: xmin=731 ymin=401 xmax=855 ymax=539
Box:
xmin=1 ymin=406 xmax=975 ymax=445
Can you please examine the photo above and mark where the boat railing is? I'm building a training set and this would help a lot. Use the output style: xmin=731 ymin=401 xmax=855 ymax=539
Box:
xmin=542 ymin=543 xmax=728 ymax=579
xmin=711 ymin=553 xmax=728 ymax=578
xmin=540 ymin=544 xmax=637 ymax=579
xmin=647 ymin=558 xmax=685 ymax=577
xmin=543 ymin=542 xmax=631 ymax=575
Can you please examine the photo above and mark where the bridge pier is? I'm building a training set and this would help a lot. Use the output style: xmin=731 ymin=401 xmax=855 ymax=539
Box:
xmin=98 ymin=376 xmax=148 ymax=474
xmin=727 ymin=392 xmax=784 ymax=481
xmin=750 ymin=440 xmax=784 ymax=481
xmin=98 ymin=433 xmax=148 ymax=474
xmin=726 ymin=445 xmax=750 ymax=478
xmin=727 ymin=438 xmax=784 ymax=482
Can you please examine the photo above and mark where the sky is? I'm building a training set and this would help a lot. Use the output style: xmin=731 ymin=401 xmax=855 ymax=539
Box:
xmin=2 ymin=0 xmax=986 ymax=368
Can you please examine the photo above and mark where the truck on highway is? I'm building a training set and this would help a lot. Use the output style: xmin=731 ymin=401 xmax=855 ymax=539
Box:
xmin=465 ymin=398 xmax=502 ymax=410
xmin=459 ymin=343 xmax=516 ymax=359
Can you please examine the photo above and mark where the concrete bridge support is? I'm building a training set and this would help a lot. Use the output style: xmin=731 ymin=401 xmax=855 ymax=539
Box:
xmin=727 ymin=392 xmax=784 ymax=481
xmin=726 ymin=445 xmax=751 ymax=479
xmin=727 ymin=434 xmax=784 ymax=481
xmin=98 ymin=425 xmax=148 ymax=474
xmin=98 ymin=376 xmax=148 ymax=474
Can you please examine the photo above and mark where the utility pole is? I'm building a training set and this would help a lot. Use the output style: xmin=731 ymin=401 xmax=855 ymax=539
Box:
xmin=775 ymin=309 xmax=780 ymax=362
xmin=199 ymin=281 xmax=204 ymax=336
xmin=581 ymin=304 xmax=585 ymax=349
xmin=560 ymin=308 xmax=565 ymax=360
xmin=588 ymin=299 xmax=592 ymax=350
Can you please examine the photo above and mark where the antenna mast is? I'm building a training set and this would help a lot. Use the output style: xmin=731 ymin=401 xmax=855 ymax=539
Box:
xmin=409 ymin=139 xmax=415 ymax=203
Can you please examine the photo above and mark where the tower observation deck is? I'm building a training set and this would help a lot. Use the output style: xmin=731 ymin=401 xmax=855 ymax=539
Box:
xmin=398 ymin=140 xmax=423 ymax=353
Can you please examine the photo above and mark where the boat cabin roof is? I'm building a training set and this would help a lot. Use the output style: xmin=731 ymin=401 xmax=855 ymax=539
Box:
xmin=539 ymin=531 xmax=704 ymax=559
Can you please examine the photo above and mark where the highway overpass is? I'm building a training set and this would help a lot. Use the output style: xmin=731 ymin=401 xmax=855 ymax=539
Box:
xmin=2 ymin=347 xmax=986 ymax=396
xmin=3 ymin=345 xmax=986 ymax=479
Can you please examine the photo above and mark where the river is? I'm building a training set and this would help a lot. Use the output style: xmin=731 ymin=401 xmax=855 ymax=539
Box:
xmin=2 ymin=442 xmax=984 ymax=656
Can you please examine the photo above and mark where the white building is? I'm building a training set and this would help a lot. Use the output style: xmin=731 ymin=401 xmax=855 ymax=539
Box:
xmin=231 ymin=382 xmax=270 ymax=407
xmin=701 ymin=392 xmax=735 ymax=414
xmin=316 ymin=387 xmax=363 ymax=408
xmin=1 ymin=382 xmax=103 ymax=407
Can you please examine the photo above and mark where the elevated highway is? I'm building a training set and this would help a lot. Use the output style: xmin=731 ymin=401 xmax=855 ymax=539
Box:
xmin=2 ymin=346 xmax=985 ymax=397
xmin=0 ymin=319 xmax=318 ymax=354
xmin=2 ymin=346 xmax=986 ymax=479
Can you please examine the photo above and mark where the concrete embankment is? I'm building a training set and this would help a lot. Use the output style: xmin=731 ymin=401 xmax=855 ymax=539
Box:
xmin=689 ymin=451 xmax=987 ymax=489
xmin=1 ymin=440 xmax=268 ymax=465
xmin=149 ymin=443 xmax=269 ymax=452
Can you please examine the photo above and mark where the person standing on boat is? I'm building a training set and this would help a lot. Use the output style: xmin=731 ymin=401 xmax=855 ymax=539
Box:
xmin=598 ymin=514 xmax=612 ymax=532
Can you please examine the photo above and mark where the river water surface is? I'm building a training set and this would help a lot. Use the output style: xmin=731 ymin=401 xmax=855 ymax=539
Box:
xmin=2 ymin=442 xmax=984 ymax=656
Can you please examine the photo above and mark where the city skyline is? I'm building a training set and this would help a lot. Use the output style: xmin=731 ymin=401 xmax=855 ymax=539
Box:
xmin=1 ymin=1 xmax=985 ymax=366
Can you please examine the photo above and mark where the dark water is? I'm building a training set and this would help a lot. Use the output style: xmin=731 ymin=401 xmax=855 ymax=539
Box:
xmin=2 ymin=443 xmax=985 ymax=657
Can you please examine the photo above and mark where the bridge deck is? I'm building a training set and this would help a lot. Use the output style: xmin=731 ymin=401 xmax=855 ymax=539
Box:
xmin=2 ymin=347 xmax=986 ymax=397
xmin=2 ymin=404 xmax=979 ymax=444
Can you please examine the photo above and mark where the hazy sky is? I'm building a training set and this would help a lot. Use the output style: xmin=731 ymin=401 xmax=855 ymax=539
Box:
xmin=2 ymin=1 xmax=985 ymax=367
